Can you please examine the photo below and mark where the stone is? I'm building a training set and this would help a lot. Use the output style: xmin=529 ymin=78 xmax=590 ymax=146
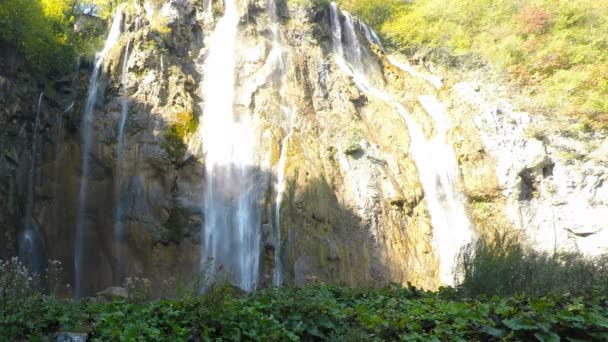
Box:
xmin=96 ymin=286 xmax=128 ymax=301
xmin=55 ymin=332 xmax=88 ymax=342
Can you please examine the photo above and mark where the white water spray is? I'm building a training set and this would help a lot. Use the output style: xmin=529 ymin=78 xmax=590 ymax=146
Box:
xmin=74 ymin=7 xmax=124 ymax=298
xmin=201 ymin=1 xmax=262 ymax=291
xmin=402 ymin=96 xmax=474 ymax=284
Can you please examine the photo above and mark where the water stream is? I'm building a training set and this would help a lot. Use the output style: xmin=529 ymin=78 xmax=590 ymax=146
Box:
xmin=200 ymin=0 xmax=261 ymax=291
xmin=74 ymin=7 xmax=124 ymax=298
xmin=267 ymin=0 xmax=289 ymax=287
xmin=113 ymin=5 xmax=142 ymax=284
xmin=401 ymin=96 xmax=474 ymax=284
xmin=329 ymin=2 xmax=473 ymax=285
xmin=19 ymin=92 xmax=46 ymax=276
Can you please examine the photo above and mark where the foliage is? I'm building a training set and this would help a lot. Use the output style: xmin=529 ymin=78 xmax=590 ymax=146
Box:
xmin=333 ymin=0 xmax=405 ymax=29
xmin=456 ymin=230 xmax=608 ymax=297
xmin=0 ymin=258 xmax=83 ymax=340
xmin=2 ymin=283 xmax=608 ymax=341
xmin=76 ymin=0 xmax=118 ymax=19
xmin=0 ymin=0 xmax=112 ymax=76
xmin=125 ymin=277 xmax=152 ymax=304
xmin=0 ymin=258 xmax=38 ymax=299
xmin=338 ymin=0 xmax=608 ymax=128
xmin=2 ymin=258 xmax=607 ymax=341
xmin=162 ymin=111 xmax=198 ymax=164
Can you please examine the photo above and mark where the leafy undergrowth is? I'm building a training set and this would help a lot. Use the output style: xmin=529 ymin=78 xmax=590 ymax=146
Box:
xmin=2 ymin=284 xmax=608 ymax=341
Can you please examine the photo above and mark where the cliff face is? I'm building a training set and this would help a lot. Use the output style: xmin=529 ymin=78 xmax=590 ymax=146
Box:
xmin=0 ymin=0 xmax=606 ymax=297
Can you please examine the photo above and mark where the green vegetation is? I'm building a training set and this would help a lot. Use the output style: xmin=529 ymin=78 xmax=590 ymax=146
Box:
xmin=2 ymin=283 xmax=608 ymax=341
xmin=457 ymin=231 xmax=608 ymax=297
xmin=3 ymin=247 xmax=608 ymax=341
xmin=0 ymin=0 xmax=115 ymax=76
xmin=162 ymin=111 xmax=198 ymax=163
xmin=338 ymin=0 xmax=608 ymax=128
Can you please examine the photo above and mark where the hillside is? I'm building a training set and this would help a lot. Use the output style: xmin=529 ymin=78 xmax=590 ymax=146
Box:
xmin=339 ymin=0 xmax=608 ymax=128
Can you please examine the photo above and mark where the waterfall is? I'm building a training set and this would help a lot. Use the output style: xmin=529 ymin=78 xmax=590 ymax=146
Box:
xmin=114 ymin=5 xmax=142 ymax=284
xmin=201 ymin=1 xmax=262 ymax=291
xmin=358 ymin=18 xmax=382 ymax=50
xmin=341 ymin=10 xmax=363 ymax=72
xmin=274 ymin=105 xmax=293 ymax=286
xmin=266 ymin=0 xmax=291 ymax=286
xmin=203 ymin=0 xmax=214 ymax=20
xmin=329 ymin=3 xmax=343 ymax=56
xmin=329 ymin=2 xmax=473 ymax=285
xmin=273 ymin=131 xmax=290 ymax=286
xmin=74 ymin=7 xmax=124 ymax=298
xmin=19 ymin=92 xmax=46 ymax=276
xmin=329 ymin=4 xmax=379 ymax=96
xmin=401 ymin=96 xmax=474 ymax=284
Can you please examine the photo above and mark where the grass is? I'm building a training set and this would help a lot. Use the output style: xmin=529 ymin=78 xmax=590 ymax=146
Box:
xmin=456 ymin=230 xmax=608 ymax=297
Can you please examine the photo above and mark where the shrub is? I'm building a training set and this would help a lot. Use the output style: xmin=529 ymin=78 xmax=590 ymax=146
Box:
xmin=125 ymin=277 xmax=152 ymax=303
xmin=515 ymin=6 xmax=551 ymax=35
xmin=456 ymin=230 xmax=608 ymax=297
xmin=0 ymin=258 xmax=37 ymax=300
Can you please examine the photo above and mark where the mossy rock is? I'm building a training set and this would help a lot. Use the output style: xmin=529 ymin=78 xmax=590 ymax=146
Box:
xmin=162 ymin=111 xmax=198 ymax=164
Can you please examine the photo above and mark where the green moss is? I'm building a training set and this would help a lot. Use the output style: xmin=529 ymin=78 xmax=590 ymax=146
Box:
xmin=162 ymin=111 xmax=198 ymax=163
xmin=558 ymin=150 xmax=584 ymax=162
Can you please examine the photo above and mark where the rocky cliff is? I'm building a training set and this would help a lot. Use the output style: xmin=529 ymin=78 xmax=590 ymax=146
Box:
xmin=0 ymin=0 xmax=606 ymax=297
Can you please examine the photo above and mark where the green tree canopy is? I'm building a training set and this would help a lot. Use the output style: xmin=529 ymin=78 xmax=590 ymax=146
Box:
xmin=0 ymin=0 xmax=111 ymax=76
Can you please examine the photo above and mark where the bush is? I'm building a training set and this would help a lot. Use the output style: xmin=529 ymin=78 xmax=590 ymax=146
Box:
xmin=3 ymin=283 xmax=607 ymax=341
xmin=0 ymin=258 xmax=83 ymax=340
xmin=456 ymin=230 xmax=608 ymax=297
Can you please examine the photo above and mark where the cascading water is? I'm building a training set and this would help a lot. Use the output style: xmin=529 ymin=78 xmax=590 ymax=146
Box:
xmin=113 ymin=5 xmax=142 ymax=284
xmin=74 ymin=7 xmax=124 ymax=298
xmin=274 ymin=105 xmax=293 ymax=286
xmin=358 ymin=18 xmax=382 ymax=50
xmin=19 ymin=92 xmax=46 ymax=275
xmin=329 ymin=2 xmax=473 ymax=285
xmin=267 ymin=0 xmax=293 ymax=286
xmin=201 ymin=0 xmax=262 ymax=291
xmin=341 ymin=10 xmax=363 ymax=71
xmin=329 ymin=4 xmax=379 ymax=95
xmin=202 ymin=0 xmax=214 ymax=20
xmin=402 ymin=96 xmax=474 ymax=284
